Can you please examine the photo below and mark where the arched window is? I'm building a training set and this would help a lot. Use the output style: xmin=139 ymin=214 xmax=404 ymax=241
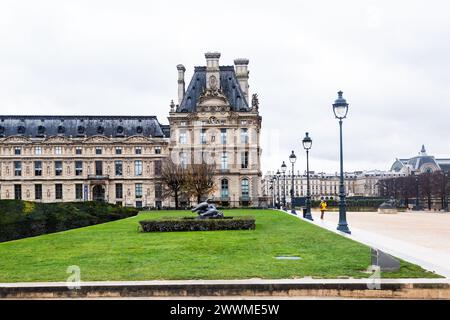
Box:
xmin=221 ymin=179 xmax=229 ymax=198
xmin=241 ymin=178 xmax=249 ymax=198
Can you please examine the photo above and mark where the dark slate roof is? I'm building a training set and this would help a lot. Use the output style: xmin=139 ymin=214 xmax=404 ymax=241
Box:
xmin=390 ymin=159 xmax=405 ymax=172
xmin=0 ymin=116 xmax=169 ymax=138
xmin=177 ymin=66 xmax=250 ymax=112
xmin=437 ymin=159 xmax=450 ymax=172
xmin=407 ymin=156 xmax=438 ymax=170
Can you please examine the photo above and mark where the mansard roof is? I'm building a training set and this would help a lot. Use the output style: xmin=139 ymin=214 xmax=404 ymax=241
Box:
xmin=177 ymin=66 xmax=250 ymax=113
xmin=0 ymin=115 xmax=169 ymax=138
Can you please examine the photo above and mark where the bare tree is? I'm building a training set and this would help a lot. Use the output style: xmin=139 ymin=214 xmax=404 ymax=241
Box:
xmin=160 ymin=159 xmax=186 ymax=209
xmin=185 ymin=162 xmax=217 ymax=204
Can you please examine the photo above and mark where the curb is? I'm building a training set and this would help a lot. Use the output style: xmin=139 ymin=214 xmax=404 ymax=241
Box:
xmin=1 ymin=279 xmax=450 ymax=299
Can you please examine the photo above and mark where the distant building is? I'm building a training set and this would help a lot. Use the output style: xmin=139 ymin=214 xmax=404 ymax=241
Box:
xmin=390 ymin=145 xmax=450 ymax=174
xmin=262 ymin=169 xmax=401 ymax=205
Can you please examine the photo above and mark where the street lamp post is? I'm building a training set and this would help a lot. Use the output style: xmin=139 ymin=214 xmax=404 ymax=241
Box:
xmin=281 ymin=161 xmax=287 ymax=209
xmin=276 ymin=170 xmax=281 ymax=209
xmin=270 ymin=178 xmax=275 ymax=208
xmin=332 ymin=91 xmax=351 ymax=234
xmin=444 ymin=172 xmax=449 ymax=211
xmin=302 ymin=132 xmax=313 ymax=220
xmin=289 ymin=151 xmax=297 ymax=214
xmin=413 ymin=172 xmax=420 ymax=210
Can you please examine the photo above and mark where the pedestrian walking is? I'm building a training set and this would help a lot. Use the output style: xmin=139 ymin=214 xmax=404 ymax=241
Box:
xmin=320 ymin=200 xmax=327 ymax=219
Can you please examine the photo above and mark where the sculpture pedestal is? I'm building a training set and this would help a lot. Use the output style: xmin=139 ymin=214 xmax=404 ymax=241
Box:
xmin=377 ymin=208 xmax=398 ymax=214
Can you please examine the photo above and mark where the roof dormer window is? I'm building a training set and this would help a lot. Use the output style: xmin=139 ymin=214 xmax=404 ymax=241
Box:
xmin=37 ymin=125 xmax=45 ymax=135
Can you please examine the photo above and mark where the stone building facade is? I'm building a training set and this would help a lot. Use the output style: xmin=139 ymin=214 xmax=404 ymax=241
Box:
xmin=0 ymin=116 xmax=169 ymax=208
xmin=168 ymin=53 xmax=262 ymax=207
xmin=0 ymin=52 xmax=262 ymax=208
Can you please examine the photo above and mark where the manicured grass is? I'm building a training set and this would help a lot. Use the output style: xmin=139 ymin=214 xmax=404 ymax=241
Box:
xmin=0 ymin=209 xmax=440 ymax=282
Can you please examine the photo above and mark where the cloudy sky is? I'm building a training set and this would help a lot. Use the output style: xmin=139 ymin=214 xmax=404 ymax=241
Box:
xmin=1 ymin=0 xmax=449 ymax=175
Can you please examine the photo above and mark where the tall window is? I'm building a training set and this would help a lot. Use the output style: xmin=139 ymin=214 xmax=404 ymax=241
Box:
xmin=55 ymin=161 xmax=63 ymax=176
xmin=115 ymin=161 xmax=123 ymax=176
xmin=35 ymin=146 xmax=42 ymax=155
xmin=75 ymin=146 xmax=82 ymax=155
xmin=135 ymin=183 xmax=143 ymax=199
xmin=240 ymin=128 xmax=249 ymax=144
xmin=155 ymin=183 xmax=162 ymax=199
xmin=14 ymin=161 xmax=22 ymax=176
xmin=241 ymin=179 xmax=249 ymax=198
xmin=115 ymin=183 xmax=123 ymax=199
xmin=221 ymin=152 xmax=228 ymax=170
xmin=35 ymin=184 xmax=42 ymax=200
xmin=75 ymin=184 xmax=83 ymax=200
xmin=135 ymin=160 xmax=143 ymax=176
xmin=14 ymin=147 xmax=21 ymax=155
xmin=154 ymin=160 xmax=162 ymax=175
xmin=95 ymin=161 xmax=103 ymax=175
xmin=34 ymin=161 xmax=42 ymax=176
xmin=200 ymin=129 xmax=207 ymax=144
xmin=55 ymin=184 xmax=63 ymax=200
xmin=95 ymin=147 xmax=102 ymax=155
xmin=115 ymin=147 xmax=122 ymax=155
xmin=155 ymin=146 xmax=161 ymax=154
xmin=179 ymin=130 xmax=187 ymax=144
xmin=75 ymin=161 xmax=83 ymax=176
xmin=221 ymin=179 xmax=229 ymax=198
xmin=14 ymin=185 xmax=22 ymax=200
xmin=135 ymin=146 xmax=142 ymax=155
xmin=220 ymin=129 xmax=227 ymax=144
xmin=55 ymin=146 xmax=62 ymax=155
xmin=241 ymin=151 xmax=249 ymax=169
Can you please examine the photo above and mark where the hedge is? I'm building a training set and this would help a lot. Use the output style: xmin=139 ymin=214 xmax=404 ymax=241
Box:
xmin=0 ymin=200 xmax=139 ymax=242
xmin=139 ymin=216 xmax=256 ymax=232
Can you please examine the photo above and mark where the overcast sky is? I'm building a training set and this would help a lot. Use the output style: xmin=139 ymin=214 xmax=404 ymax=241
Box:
xmin=1 ymin=0 xmax=449 ymax=175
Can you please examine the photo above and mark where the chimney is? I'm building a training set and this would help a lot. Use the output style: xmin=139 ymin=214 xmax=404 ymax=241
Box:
xmin=234 ymin=58 xmax=249 ymax=101
xmin=177 ymin=64 xmax=186 ymax=104
xmin=205 ymin=52 xmax=221 ymax=90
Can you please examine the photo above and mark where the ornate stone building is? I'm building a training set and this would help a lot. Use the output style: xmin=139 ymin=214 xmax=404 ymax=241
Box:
xmin=0 ymin=116 xmax=169 ymax=208
xmin=390 ymin=145 xmax=450 ymax=174
xmin=0 ymin=52 xmax=262 ymax=208
xmin=168 ymin=52 xmax=262 ymax=207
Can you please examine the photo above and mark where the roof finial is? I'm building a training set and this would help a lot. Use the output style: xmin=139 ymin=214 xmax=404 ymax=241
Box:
xmin=420 ymin=144 xmax=427 ymax=155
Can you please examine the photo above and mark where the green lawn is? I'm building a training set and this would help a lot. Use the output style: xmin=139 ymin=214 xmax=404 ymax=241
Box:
xmin=0 ymin=209 xmax=440 ymax=282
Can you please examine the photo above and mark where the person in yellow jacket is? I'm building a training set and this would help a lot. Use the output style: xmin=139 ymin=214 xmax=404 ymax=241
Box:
xmin=320 ymin=200 xmax=327 ymax=219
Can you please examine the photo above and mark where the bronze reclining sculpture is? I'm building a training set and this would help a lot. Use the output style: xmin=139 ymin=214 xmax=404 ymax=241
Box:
xmin=191 ymin=199 xmax=224 ymax=219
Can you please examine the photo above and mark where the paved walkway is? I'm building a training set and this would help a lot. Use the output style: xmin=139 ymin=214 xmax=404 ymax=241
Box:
xmin=286 ymin=209 xmax=450 ymax=278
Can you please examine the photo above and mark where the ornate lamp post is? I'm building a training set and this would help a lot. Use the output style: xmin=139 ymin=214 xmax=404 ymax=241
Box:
xmin=332 ymin=91 xmax=351 ymax=234
xmin=276 ymin=169 xmax=281 ymax=209
xmin=302 ymin=132 xmax=313 ymax=220
xmin=270 ymin=178 xmax=275 ymax=208
xmin=281 ymin=161 xmax=287 ymax=209
xmin=413 ymin=172 xmax=420 ymax=210
xmin=289 ymin=151 xmax=297 ymax=214
xmin=444 ymin=171 xmax=449 ymax=211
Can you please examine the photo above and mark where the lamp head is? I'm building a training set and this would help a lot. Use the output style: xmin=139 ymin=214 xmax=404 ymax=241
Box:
xmin=302 ymin=132 xmax=312 ymax=150
xmin=281 ymin=161 xmax=287 ymax=173
xmin=289 ymin=150 xmax=297 ymax=164
xmin=332 ymin=90 xmax=349 ymax=119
